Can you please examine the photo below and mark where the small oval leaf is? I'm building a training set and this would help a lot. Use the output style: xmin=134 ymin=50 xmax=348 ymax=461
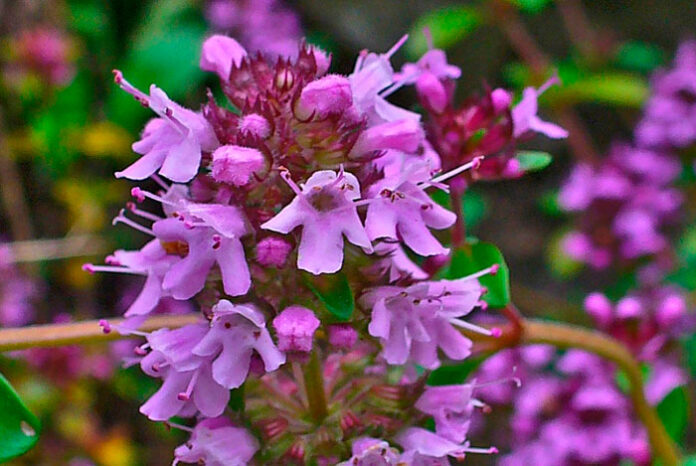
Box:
xmin=443 ymin=240 xmax=510 ymax=308
xmin=0 ymin=373 xmax=41 ymax=462
xmin=304 ymin=272 xmax=354 ymax=321
xmin=515 ymin=151 xmax=553 ymax=173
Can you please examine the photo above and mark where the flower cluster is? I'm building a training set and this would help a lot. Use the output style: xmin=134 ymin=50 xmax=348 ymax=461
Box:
xmin=89 ymin=32 xmax=564 ymax=464
xmin=476 ymin=348 xmax=651 ymax=465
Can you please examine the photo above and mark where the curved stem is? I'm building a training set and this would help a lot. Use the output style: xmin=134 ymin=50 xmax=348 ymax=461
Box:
xmin=467 ymin=319 xmax=681 ymax=466
xmin=0 ymin=315 xmax=680 ymax=464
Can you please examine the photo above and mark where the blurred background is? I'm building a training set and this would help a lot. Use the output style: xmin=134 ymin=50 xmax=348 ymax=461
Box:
xmin=0 ymin=0 xmax=695 ymax=464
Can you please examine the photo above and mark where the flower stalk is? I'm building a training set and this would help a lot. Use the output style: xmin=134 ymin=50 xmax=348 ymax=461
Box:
xmin=302 ymin=349 xmax=329 ymax=423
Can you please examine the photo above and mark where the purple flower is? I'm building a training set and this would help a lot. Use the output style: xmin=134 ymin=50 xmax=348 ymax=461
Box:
xmin=139 ymin=323 xmax=230 ymax=421
xmin=415 ymin=384 xmax=476 ymax=443
xmin=192 ymin=300 xmax=285 ymax=388
xmin=173 ymin=417 xmax=259 ymax=466
xmin=365 ymin=180 xmax=456 ymax=257
xmin=295 ymin=74 xmax=353 ymax=120
xmin=360 ymin=276 xmax=487 ymax=368
xmin=85 ymin=239 xmax=177 ymax=317
xmin=635 ymin=41 xmax=696 ymax=149
xmin=153 ymin=204 xmax=251 ymax=299
xmin=272 ymin=305 xmax=320 ymax=353
xmin=371 ymin=242 xmax=428 ymax=282
xmin=261 ymin=169 xmax=373 ymax=274
xmin=113 ymin=71 xmax=218 ymax=182
xmin=512 ymin=76 xmax=568 ymax=139
xmin=200 ymin=35 xmax=247 ymax=80
xmin=397 ymin=427 xmax=496 ymax=463
xmin=337 ymin=437 xmax=400 ymax=466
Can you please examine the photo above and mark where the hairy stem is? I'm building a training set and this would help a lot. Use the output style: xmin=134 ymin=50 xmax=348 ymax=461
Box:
xmin=302 ymin=350 xmax=328 ymax=423
xmin=0 ymin=315 xmax=679 ymax=464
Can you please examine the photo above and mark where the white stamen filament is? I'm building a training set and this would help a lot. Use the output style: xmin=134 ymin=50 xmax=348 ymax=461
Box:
xmin=449 ymin=318 xmax=495 ymax=336
xmin=426 ymin=156 xmax=484 ymax=185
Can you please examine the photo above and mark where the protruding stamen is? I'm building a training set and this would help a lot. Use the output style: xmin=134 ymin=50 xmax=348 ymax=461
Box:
xmin=165 ymin=421 xmax=194 ymax=433
xmin=459 ymin=264 xmax=501 ymax=282
xmin=449 ymin=318 xmax=496 ymax=336
xmin=465 ymin=446 xmax=499 ymax=455
xmin=278 ymin=168 xmax=303 ymax=196
xmin=113 ymin=210 xmax=155 ymax=236
xmin=126 ymin=202 xmax=163 ymax=222
xmin=151 ymin=174 xmax=170 ymax=190
xmin=385 ymin=34 xmax=409 ymax=59
xmin=130 ymin=187 xmax=179 ymax=207
xmin=113 ymin=70 xmax=150 ymax=106
xmin=82 ymin=264 xmax=145 ymax=276
xmin=426 ymin=156 xmax=484 ymax=186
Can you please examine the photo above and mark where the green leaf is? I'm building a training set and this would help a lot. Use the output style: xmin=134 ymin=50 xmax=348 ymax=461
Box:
xmin=547 ymin=73 xmax=649 ymax=108
xmin=506 ymin=0 xmax=553 ymax=13
xmin=615 ymin=41 xmax=664 ymax=73
xmin=406 ymin=6 xmax=482 ymax=58
xmin=515 ymin=151 xmax=552 ymax=172
xmin=0 ymin=373 xmax=41 ymax=462
xmin=656 ymin=386 xmax=689 ymax=443
xmin=537 ymin=190 xmax=564 ymax=217
xmin=684 ymin=454 xmax=696 ymax=466
xmin=430 ymin=189 xmax=487 ymax=231
xmin=427 ymin=355 xmax=488 ymax=386
xmin=304 ymin=272 xmax=354 ymax=321
xmin=443 ymin=241 xmax=510 ymax=307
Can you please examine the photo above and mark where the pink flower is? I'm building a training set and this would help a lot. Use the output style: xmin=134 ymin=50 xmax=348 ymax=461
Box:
xmin=255 ymin=236 xmax=292 ymax=267
xmin=113 ymin=71 xmax=218 ymax=182
xmin=365 ymin=180 xmax=456 ymax=257
xmin=272 ymin=305 xmax=320 ymax=353
xmin=261 ymin=170 xmax=373 ymax=274
xmin=200 ymin=35 xmax=247 ymax=80
xmin=139 ymin=324 xmax=230 ymax=421
xmin=360 ymin=276 xmax=486 ymax=368
xmin=397 ymin=427 xmax=496 ymax=463
xmin=512 ymin=76 xmax=568 ymax=139
xmin=337 ymin=437 xmax=401 ymax=466
xmin=192 ymin=300 xmax=285 ymax=388
xmin=173 ymin=417 xmax=259 ymax=466
xmin=153 ymin=204 xmax=251 ymax=299
xmin=327 ymin=324 xmax=359 ymax=349
xmin=415 ymin=384 xmax=476 ymax=443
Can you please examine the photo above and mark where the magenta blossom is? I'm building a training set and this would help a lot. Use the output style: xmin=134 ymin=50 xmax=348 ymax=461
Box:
xmin=113 ymin=71 xmax=218 ymax=182
xmin=174 ymin=417 xmax=259 ymax=466
xmin=261 ymin=169 xmax=373 ymax=274
xmin=192 ymin=300 xmax=285 ymax=388
xmin=360 ymin=275 xmax=490 ymax=368
xmin=512 ymin=76 xmax=569 ymax=139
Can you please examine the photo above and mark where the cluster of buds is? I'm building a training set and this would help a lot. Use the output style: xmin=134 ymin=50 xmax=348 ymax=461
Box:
xmin=88 ymin=31 xmax=563 ymax=464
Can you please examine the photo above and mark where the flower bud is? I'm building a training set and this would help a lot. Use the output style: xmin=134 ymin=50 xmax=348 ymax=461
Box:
xmin=491 ymin=88 xmax=512 ymax=114
xmin=296 ymin=74 xmax=352 ymax=120
xmin=200 ymin=35 xmax=247 ymax=80
xmin=211 ymin=145 xmax=265 ymax=186
xmin=328 ymin=324 xmax=358 ymax=349
xmin=255 ymin=236 xmax=292 ymax=267
xmin=239 ymin=113 xmax=271 ymax=139
xmin=583 ymin=292 xmax=613 ymax=326
xmin=273 ymin=306 xmax=320 ymax=353
xmin=352 ymin=119 xmax=423 ymax=156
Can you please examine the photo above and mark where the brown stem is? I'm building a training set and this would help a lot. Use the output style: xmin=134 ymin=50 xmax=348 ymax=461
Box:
xmin=0 ymin=314 xmax=201 ymax=352
xmin=6 ymin=235 xmax=108 ymax=263
xmin=556 ymin=0 xmax=597 ymax=57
